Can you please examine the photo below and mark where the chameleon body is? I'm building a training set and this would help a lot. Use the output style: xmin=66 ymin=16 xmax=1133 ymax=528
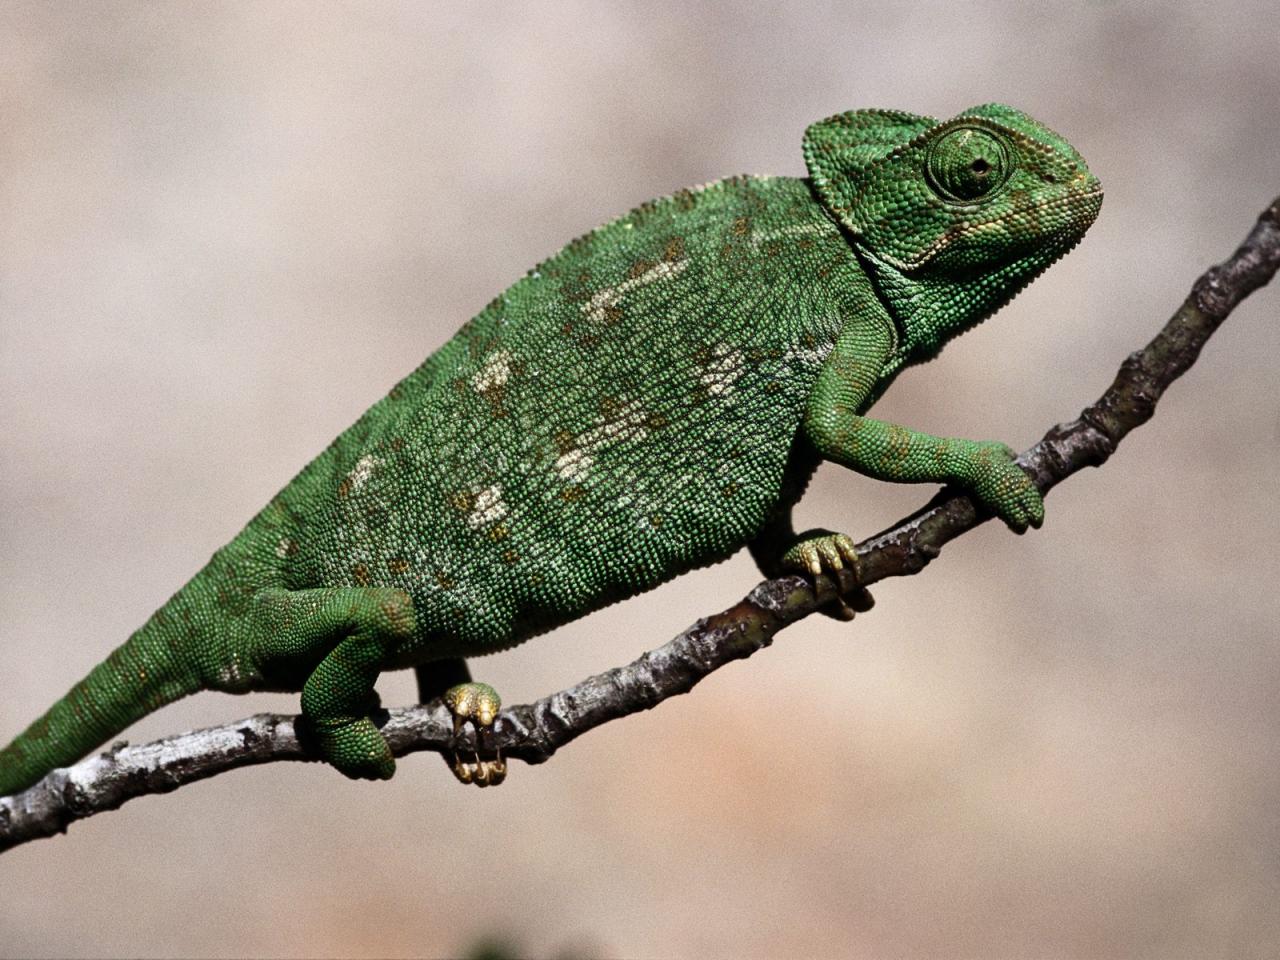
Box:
xmin=0 ymin=104 xmax=1101 ymax=794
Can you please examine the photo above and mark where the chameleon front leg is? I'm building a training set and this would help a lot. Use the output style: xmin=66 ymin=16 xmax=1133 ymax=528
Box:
xmin=803 ymin=311 xmax=1044 ymax=532
xmin=248 ymin=586 xmax=416 ymax=780
xmin=809 ymin=416 xmax=1045 ymax=531
xmin=414 ymin=660 xmax=506 ymax=787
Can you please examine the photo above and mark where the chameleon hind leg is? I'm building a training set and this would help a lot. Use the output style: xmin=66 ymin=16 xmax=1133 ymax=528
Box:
xmin=749 ymin=503 xmax=874 ymax=621
xmin=249 ymin=586 xmax=416 ymax=780
xmin=415 ymin=660 xmax=506 ymax=787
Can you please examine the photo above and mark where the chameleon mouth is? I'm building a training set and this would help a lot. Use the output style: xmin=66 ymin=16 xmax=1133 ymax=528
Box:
xmin=1007 ymin=183 xmax=1104 ymax=225
xmin=892 ymin=186 xmax=1103 ymax=272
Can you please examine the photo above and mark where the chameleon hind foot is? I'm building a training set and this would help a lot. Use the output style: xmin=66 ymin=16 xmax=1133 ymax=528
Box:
xmin=443 ymin=682 xmax=506 ymax=788
xmin=782 ymin=530 xmax=875 ymax=621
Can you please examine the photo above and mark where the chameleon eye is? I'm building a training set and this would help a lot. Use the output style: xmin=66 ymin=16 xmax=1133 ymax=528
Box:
xmin=925 ymin=127 xmax=1013 ymax=202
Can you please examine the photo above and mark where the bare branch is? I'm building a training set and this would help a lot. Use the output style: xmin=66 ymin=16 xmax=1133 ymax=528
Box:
xmin=3 ymin=197 xmax=1277 ymax=854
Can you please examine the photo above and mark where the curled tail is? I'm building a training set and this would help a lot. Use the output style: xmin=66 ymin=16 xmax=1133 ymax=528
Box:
xmin=0 ymin=609 xmax=203 ymax=796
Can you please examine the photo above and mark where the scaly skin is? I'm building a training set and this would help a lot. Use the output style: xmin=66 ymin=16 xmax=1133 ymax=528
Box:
xmin=0 ymin=104 xmax=1101 ymax=793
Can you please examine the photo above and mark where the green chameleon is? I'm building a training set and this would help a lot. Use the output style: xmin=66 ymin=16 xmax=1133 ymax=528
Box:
xmin=0 ymin=104 xmax=1101 ymax=795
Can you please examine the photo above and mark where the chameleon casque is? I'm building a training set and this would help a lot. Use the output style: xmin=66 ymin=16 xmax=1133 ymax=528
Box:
xmin=0 ymin=104 xmax=1101 ymax=794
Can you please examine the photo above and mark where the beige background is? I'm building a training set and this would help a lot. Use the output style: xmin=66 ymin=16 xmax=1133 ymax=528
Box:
xmin=2 ymin=2 xmax=1278 ymax=957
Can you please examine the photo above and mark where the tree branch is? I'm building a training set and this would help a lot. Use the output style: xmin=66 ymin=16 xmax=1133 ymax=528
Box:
xmin=3 ymin=197 xmax=1277 ymax=854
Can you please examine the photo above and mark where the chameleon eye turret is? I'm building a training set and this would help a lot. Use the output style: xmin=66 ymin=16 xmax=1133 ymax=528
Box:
xmin=925 ymin=126 xmax=1014 ymax=202
xmin=1 ymin=104 xmax=1099 ymax=797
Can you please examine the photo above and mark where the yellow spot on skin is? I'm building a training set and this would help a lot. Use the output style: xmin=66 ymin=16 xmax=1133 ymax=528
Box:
xmin=555 ymin=448 xmax=594 ymax=482
xmin=341 ymin=455 xmax=382 ymax=497
xmin=699 ymin=345 xmax=746 ymax=396
xmin=552 ymin=398 xmax=651 ymax=488
xmin=471 ymin=349 xmax=514 ymax=393
xmin=466 ymin=484 xmax=507 ymax=529
xmin=580 ymin=259 xmax=688 ymax=325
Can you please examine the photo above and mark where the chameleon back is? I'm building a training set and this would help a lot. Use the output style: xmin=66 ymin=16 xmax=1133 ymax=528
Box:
xmin=279 ymin=175 xmax=860 ymax=653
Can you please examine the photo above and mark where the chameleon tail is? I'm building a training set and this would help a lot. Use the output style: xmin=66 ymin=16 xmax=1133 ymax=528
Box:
xmin=0 ymin=609 xmax=203 ymax=796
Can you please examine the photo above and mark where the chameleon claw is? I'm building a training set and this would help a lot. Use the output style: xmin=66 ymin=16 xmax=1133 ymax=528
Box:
xmin=472 ymin=757 xmax=507 ymax=788
xmin=781 ymin=530 xmax=874 ymax=620
xmin=451 ymin=755 xmax=506 ymax=787
xmin=443 ymin=682 xmax=506 ymax=788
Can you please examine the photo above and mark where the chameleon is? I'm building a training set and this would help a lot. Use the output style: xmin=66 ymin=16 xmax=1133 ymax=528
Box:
xmin=0 ymin=103 xmax=1101 ymax=795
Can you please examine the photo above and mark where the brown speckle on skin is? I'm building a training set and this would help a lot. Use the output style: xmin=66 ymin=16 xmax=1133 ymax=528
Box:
xmin=553 ymin=429 xmax=575 ymax=454
xmin=628 ymin=258 xmax=656 ymax=279
xmin=352 ymin=563 xmax=370 ymax=586
xmin=387 ymin=557 xmax=410 ymax=575
xmin=887 ymin=424 xmax=911 ymax=463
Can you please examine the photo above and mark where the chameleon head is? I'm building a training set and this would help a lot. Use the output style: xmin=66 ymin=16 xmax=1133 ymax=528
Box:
xmin=804 ymin=103 xmax=1103 ymax=358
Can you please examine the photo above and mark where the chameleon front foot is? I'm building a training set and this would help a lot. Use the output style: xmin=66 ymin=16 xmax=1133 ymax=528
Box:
xmin=310 ymin=715 xmax=396 ymax=781
xmin=781 ymin=530 xmax=875 ymax=621
xmin=443 ymin=682 xmax=506 ymax=788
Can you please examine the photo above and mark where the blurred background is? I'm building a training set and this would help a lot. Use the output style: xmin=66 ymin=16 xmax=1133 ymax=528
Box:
xmin=2 ymin=2 xmax=1278 ymax=957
